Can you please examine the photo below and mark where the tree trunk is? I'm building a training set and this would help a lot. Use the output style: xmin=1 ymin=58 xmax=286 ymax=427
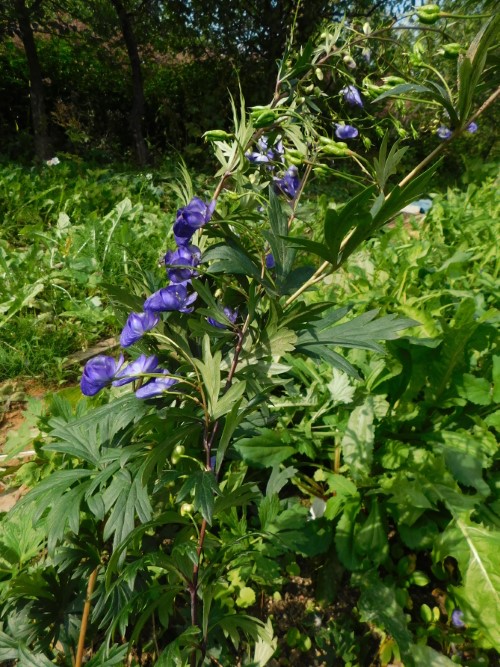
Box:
xmin=14 ymin=0 xmax=52 ymax=161
xmin=110 ymin=0 xmax=149 ymax=166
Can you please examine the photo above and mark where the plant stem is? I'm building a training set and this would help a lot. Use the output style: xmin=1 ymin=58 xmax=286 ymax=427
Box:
xmin=189 ymin=316 xmax=250 ymax=666
xmin=284 ymin=85 xmax=500 ymax=307
xmin=75 ymin=566 xmax=100 ymax=667
xmin=398 ymin=85 xmax=500 ymax=189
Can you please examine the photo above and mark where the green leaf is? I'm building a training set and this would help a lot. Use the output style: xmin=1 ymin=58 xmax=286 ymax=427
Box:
xmin=412 ymin=645 xmax=456 ymax=667
xmin=233 ymin=430 xmax=295 ymax=467
xmin=335 ymin=498 xmax=363 ymax=570
xmin=236 ymin=586 xmax=256 ymax=608
xmin=373 ymin=134 xmax=409 ymax=192
xmin=178 ymin=470 xmax=220 ymax=525
xmin=355 ymin=501 xmax=389 ymax=566
xmin=341 ymin=397 xmax=375 ymax=482
xmin=156 ymin=626 xmax=200 ymax=667
xmin=373 ymin=83 xmax=433 ymax=103
xmin=282 ymin=236 xmax=333 ymax=263
xmin=215 ymin=399 xmax=246 ymax=473
xmin=429 ymin=430 xmax=495 ymax=495
xmin=458 ymin=373 xmax=492 ymax=405
xmin=324 ymin=185 xmax=377 ymax=263
xmin=211 ymin=381 xmax=246 ymax=421
xmin=369 ymin=161 xmax=440 ymax=232
xmin=203 ymin=242 xmax=263 ymax=282
xmin=297 ymin=309 xmax=417 ymax=356
xmin=434 ymin=516 xmax=500 ymax=649
xmin=264 ymin=188 xmax=295 ymax=289
xmin=492 ymin=356 xmax=500 ymax=403
xmin=358 ymin=574 xmax=413 ymax=660
xmin=457 ymin=14 xmax=500 ymax=122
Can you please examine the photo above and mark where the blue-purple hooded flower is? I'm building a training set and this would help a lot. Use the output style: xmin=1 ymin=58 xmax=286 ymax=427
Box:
xmin=120 ymin=310 xmax=159 ymax=348
xmin=451 ymin=609 xmax=465 ymax=628
xmin=164 ymin=245 xmax=201 ymax=284
xmin=467 ymin=122 xmax=478 ymax=133
xmin=112 ymin=354 xmax=159 ymax=387
xmin=207 ymin=306 xmax=238 ymax=329
xmin=437 ymin=126 xmax=452 ymax=139
xmin=135 ymin=370 xmax=178 ymax=398
xmin=265 ymin=253 xmax=275 ymax=269
xmin=246 ymin=136 xmax=284 ymax=164
xmin=335 ymin=124 xmax=359 ymax=140
xmin=173 ymin=197 xmax=215 ymax=246
xmin=144 ymin=283 xmax=197 ymax=313
xmin=341 ymin=85 xmax=363 ymax=107
xmin=81 ymin=354 xmax=124 ymax=396
xmin=274 ymin=165 xmax=300 ymax=199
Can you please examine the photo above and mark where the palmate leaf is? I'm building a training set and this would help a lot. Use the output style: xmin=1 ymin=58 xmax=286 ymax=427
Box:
xmin=177 ymin=470 xmax=221 ymax=525
xmin=373 ymin=134 xmax=409 ymax=192
xmin=297 ymin=308 xmax=417 ymax=353
xmin=46 ymin=394 xmax=148 ymax=464
xmin=434 ymin=515 xmax=500 ymax=650
xmin=202 ymin=241 xmax=264 ymax=283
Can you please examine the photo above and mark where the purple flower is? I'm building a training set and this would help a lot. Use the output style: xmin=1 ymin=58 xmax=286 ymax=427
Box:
xmin=341 ymin=85 xmax=363 ymax=107
xmin=135 ymin=370 xmax=178 ymax=398
xmin=274 ymin=165 xmax=300 ymax=199
xmin=207 ymin=306 xmax=238 ymax=329
xmin=451 ymin=609 xmax=465 ymax=629
xmin=246 ymin=137 xmax=284 ymax=164
xmin=437 ymin=126 xmax=452 ymax=139
xmin=335 ymin=124 xmax=359 ymax=140
xmin=265 ymin=253 xmax=275 ymax=269
xmin=120 ymin=311 xmax=159 ymax=348
xmin=173 ymin=197 xmax=216 ymax=246
xmin=112 ymin=354 xmax=159 ymax=387
xmin=467 ymin=122 xmax=478 ymax=133
xmin=81 ymin=354 xmax=124 ymax=396
xmin=144 ymin=283 xmax=197 ymax=313
xmin=164 ymin=245 xmax=201 ymax=284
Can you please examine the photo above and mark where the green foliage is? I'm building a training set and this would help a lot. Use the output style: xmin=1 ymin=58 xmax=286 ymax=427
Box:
xmin=0 ymin=159 xmax=206 ymax=381
xmin=1 ymin=10 xmax=499 ymax=667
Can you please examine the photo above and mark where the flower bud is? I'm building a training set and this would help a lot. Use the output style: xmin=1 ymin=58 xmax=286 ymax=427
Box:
xmin=417 ymin=4 xmax=441 ymax=24
xmin=250 ymin=109 xmax=279 ymax=128
xmin=315 ymin=67 xmax=324 ymax=81
xmin=343 ymin=55 xmax=356 ymax=70
xmin=441 ymin=43 xmax=462 ymax=59
xmin=180 ymin=503 xmax=194 ymax=516
xmin=203 ymin=129 xmax=233 ymax=141
xmin=318 ymin=138 xmax=350 ymax=156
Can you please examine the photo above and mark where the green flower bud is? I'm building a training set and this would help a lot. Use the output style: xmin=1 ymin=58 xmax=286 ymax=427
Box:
xmin=285 ymin=150 xmax=304 ymax=166
xmin=319 ymin=139 xmax=350 ymax=156
xmin=203 ymin=129 xmax=233 ymax=141
xmin=180 ymin=502 xmax=193 ymax=516
xmin=383 ymin=76 xmax=406 ymax=87
xmin=420 ymin=603 xmax=433 ymax=623
xmin=315 ymin=67 xmax=324 ymax=81
xmin=441 ymin=43 xmax=462 ymax=59
xmin=250 ymin=109 xmax=279 ymax=128
xmin=417 ymin=4 xmax=441 ymax=24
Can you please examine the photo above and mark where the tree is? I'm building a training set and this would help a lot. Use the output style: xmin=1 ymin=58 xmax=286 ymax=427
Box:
xmin=13 ymin=0 xmax=52 ymax=160
xmin=109 ymin=0 xmax=148 ymax=165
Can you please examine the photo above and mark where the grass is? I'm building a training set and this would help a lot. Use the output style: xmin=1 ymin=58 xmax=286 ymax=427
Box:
xmin=0 ymin=157 xmax=211 ymax=384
